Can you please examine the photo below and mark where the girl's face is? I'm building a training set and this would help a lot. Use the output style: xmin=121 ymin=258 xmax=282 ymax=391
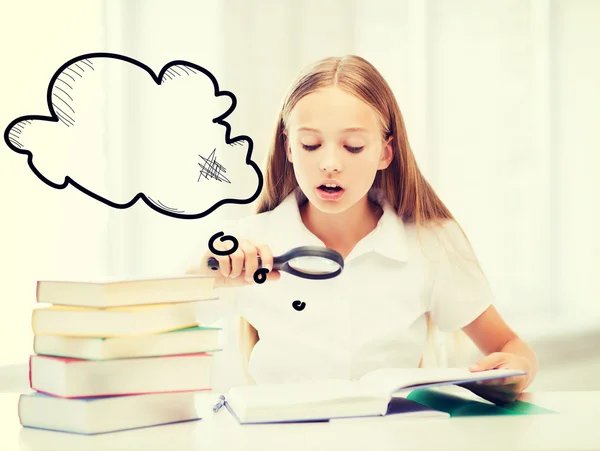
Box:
xmin=285 ymin=86 xmax=393 ymax=214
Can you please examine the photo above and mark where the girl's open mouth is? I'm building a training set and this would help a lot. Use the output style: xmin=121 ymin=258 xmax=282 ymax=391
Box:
xmin=316 ymin=184 xmax=345 ymax=201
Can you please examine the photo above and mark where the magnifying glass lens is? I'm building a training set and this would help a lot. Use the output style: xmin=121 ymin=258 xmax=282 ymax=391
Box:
xmin=287 ymin=256 xmax=341 ymax=275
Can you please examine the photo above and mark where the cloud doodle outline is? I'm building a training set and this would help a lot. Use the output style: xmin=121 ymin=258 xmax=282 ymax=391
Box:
xmin=3 ymin=52 xmax=263 ymax=219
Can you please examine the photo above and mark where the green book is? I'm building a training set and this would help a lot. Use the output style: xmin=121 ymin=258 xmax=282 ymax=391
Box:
xmin=34 ymin=325 xmax=222 ymax=360
xmin=407 ymin=388 xmax=558 ymax=417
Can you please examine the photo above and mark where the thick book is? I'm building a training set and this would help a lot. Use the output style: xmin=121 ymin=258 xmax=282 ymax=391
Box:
xmin=18 ymin=391 xmax=204 ymax=435
xmin=32 ymin=302 xmax=199 ymax=337
xmin=30 ymin=353 xmax=213 ymax=398
xmin=36 ymin=274 xmax=217 ymax=308
xmin=34 ymin=325 xmax=221 ymax=360
xmin=217 ymin=367 xmax=526 ymax=424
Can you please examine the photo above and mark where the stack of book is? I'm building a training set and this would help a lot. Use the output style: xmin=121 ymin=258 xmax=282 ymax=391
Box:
xmin=18 ymin=274 xmax=222 ymax=434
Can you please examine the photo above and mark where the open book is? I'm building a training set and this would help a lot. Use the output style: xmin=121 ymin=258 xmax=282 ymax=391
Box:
xmin=217 ymin=367 xmax=526 ymax=424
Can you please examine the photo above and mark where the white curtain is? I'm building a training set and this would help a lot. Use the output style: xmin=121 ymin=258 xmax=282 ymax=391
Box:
xmin=128 ymin=0 xmax=600 ymax=336
xmin=2 ymin=0 xmax=600 ymax=369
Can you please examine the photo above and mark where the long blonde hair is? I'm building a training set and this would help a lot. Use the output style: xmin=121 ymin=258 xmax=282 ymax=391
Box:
xmin=238 ymin=55 xmax=476 ymax=380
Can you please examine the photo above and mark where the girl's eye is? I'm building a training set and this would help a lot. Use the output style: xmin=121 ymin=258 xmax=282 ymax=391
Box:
xmin=300 ymin=144 xmax=364 ymax=153
xmin=345 ymin=146 xmax=364 ymax=153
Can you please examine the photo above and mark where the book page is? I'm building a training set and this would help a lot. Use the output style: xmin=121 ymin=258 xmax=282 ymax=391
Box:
xmin=228 ymin=379 xmax=373 ymax=409
xmin=358 ymin=367 xmax=526 ymax=398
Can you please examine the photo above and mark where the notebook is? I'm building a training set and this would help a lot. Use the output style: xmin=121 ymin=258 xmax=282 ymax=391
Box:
xmin=36 ymin=274 xmax=217 ymax=308
xmin=216 ymin=367 xmax=526 ymax=424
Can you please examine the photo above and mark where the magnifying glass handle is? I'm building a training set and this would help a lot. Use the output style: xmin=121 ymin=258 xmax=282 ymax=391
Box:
xmin=207 ymin=256 xmax=282 ymax=271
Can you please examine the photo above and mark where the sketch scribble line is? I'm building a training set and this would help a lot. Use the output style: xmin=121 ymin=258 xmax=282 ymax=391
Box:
xmin=63 ymin=71 xmax=76 ymax=82
xmin=147 ymin=196 xmax=183 ymax=213
xmin=82 ymin=60 xmax=94 ymax=70
xmin=57 ymin=78 xmax=73 ymax=90
xmin=161 ymin=65 xmax=198 ymax=83
xmin=52 ymin=104 xmax=74 ymax=125
xmin=54 ymin=105 xmax=74 ymax=122
xmin=55 ymin=86 xmax=73 ymax=101
xmin=155 ymin=199 xmax=179 ymax=212
xmin=56 ymin=116 xmax=71 ymax=127
xmin=53 ymin=94 xmax=75 ymax=113
xmin=54 ymin=112 xmax=72 ymax=127
xmin=67 ymin=67 xmax=83 ymax=78
xmin=197 ymin=149 xmax=230 ymax=183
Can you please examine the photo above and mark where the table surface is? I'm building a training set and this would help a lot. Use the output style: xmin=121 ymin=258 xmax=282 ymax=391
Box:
xmin=2 ymin=390 xmax=600 ymax=451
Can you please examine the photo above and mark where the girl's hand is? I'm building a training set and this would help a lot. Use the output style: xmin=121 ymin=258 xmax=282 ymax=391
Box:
xmin=462 ymin=352 xmax=532 ymax=405
xmin=200 ymin=238 xmax=281 ymax=288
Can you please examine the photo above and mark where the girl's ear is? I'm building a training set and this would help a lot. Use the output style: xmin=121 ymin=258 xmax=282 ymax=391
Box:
xmin=378 ymin=136 xmax=394 ymax=170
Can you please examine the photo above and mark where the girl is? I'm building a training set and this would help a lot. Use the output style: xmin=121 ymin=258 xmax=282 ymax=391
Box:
xmin=187 ymin=55 xmax=537 ymax=405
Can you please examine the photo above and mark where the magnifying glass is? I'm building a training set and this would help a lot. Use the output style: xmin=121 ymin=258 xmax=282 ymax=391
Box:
xmin=207 ymin=245 xmax=344 ymax=280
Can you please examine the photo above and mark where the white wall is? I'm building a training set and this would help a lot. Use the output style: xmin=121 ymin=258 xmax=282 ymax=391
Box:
xmin=0 ymin=0 xmax=110 ymax=365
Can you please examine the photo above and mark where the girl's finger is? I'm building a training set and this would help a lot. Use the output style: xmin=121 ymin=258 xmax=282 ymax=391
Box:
xmin=209 ymin=241 xmax=232 ymax=278
xmin=266 ymin=270 xmax=281 ymax=281
xmin=229 ymin=240 xmax=248 ymax=279
xmin=255 ymin=244 xmax=274 ymax=271
xmin=239 ymin=240 xmax=259 ymax=284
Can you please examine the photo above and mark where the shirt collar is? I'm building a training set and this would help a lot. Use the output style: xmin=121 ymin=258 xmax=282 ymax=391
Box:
xmin=266 ymin=187 xmax=409 ymax=263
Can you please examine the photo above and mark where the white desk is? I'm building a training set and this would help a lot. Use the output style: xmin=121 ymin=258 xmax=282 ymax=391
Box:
xmin=1 ymin=391 xmax=600 ymax=451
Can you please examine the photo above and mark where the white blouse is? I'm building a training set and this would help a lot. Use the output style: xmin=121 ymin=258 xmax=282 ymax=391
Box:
xmin=191 ymin=187 xmax=495 ymax=389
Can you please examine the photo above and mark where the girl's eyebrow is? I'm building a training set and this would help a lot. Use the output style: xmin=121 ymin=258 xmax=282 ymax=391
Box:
xmin=297 ymin=126 xmax=368 ymax=133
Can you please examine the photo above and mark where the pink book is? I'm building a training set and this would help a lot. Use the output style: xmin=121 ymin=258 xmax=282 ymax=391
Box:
xmin=29 ymin=353 xmax=213 ymax=398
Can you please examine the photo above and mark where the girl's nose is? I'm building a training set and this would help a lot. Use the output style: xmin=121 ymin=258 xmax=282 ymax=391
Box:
xmin=319 ymin=147 xmax=342 ymax=173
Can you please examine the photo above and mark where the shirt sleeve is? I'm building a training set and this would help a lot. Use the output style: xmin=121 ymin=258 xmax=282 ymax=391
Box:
xmin=428 ymin=220 xmax=495 ymax=333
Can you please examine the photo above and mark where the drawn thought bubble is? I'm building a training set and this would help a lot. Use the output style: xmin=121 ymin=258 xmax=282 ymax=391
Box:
xmin=3 ymin=53 xmax=263 ymax=219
